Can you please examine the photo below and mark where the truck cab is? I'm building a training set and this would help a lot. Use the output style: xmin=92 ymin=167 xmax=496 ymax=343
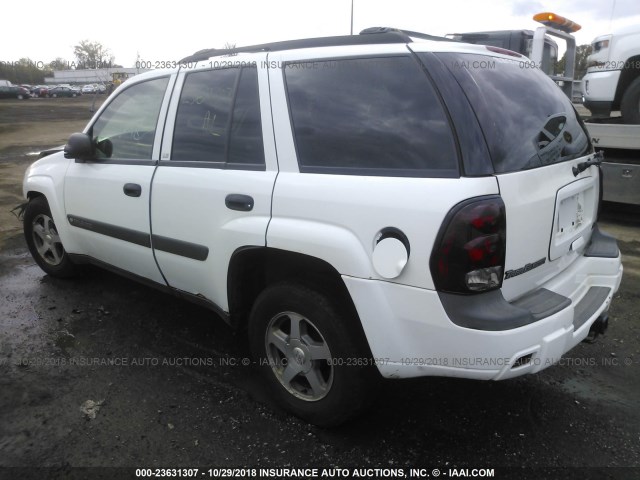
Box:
xmin=582 ymin=24 xmax=640 ymax=123
xmin=446 ymin=29 xmax=558 ymax=75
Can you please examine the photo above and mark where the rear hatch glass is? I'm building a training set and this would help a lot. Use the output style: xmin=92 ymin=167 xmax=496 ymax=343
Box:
xmin=429 ymin=52 xmax=597 ymax=300
xmin=431 ymin=52 xmax=590 ymax=173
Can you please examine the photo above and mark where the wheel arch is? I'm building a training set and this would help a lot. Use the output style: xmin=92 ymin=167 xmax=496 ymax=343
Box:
xmin=24 ymin=185 xmax=80 ymax=255
xmin=613 ymin=54 xmax=640 ymax=108
xmin=227 ymin=247 xmax=373 ymax=356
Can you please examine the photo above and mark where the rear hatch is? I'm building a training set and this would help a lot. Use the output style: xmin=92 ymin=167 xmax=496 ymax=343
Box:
xmin=435 ymin=51 xmax=597 ymax=301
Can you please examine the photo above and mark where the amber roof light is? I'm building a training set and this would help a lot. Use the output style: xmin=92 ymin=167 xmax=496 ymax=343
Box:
xmin=533 ymin=12 xmax=581 ymax=33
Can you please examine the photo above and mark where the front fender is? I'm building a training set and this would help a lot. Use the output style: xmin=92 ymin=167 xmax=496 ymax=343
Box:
xmin=23 ymin=153 xmax=81 ymax=254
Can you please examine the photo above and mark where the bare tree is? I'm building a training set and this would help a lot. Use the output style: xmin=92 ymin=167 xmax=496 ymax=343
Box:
xmin=224 ymin=42 xmax=237 ymax=56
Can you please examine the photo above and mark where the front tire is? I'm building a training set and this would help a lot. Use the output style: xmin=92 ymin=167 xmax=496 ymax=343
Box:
xmin=249 ymin=282 xmax=373 ymax=426
xmin=621 ymin=76 xmax=640 ymax=124
xmin=24 ymin=196 xmax=77 ymax=278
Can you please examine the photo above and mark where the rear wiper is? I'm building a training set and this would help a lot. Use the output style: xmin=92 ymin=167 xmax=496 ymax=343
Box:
xmin=573 ymin=151 xmax=603 ymax=177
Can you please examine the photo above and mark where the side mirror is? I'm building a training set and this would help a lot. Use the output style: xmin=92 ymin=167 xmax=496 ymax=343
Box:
xmin=64 ymin=132 xmax=93 ymax=161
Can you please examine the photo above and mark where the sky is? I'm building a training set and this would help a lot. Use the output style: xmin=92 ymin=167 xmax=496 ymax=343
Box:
xmin=1 ymin=0 xmax=639 ymax=69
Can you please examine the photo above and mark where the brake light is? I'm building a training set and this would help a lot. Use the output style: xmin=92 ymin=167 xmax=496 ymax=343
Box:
xmin=430 ymin=196 xmax=506 ymax=294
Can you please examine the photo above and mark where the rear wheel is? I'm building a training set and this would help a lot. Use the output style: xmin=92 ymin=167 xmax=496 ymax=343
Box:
xmin=248 ymin=282 xmax=373 ymax=426
xmin=621 ymin=76 xmax=640 ymax=124
xmin=24 ymin=196 xmax=77 ymax=278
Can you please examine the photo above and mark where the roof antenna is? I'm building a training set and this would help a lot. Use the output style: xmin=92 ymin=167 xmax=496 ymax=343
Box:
xmin=608 ymin=0 xmax=616 ymax=31
xmin=350 ymin=0 xmax=354 ymax=35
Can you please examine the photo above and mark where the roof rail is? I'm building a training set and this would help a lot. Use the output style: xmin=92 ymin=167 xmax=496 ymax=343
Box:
xmin=360 ymin=27 xmax=453 ymax=42
xmin=179 ymin=31 xmax=412 ymax=63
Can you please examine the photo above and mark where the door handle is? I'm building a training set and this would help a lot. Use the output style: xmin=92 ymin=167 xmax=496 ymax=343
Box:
xmin=225 ymin=194 xmax=254 ymax=212
xmin=123 ymin=183 xmax=142 ymax=197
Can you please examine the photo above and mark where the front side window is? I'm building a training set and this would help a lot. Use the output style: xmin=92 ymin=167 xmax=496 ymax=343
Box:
xmin=91 ymin=77 xmax=169 ymax=160
xmin=284 ymin=56 xmax=459 ymax=177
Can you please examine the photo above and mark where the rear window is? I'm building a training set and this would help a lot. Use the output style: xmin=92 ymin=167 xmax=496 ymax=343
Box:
xmin=433 ymin=53 xmax=590 ymax=173
xmin=284 ymin=56 xmax=459 ymax=177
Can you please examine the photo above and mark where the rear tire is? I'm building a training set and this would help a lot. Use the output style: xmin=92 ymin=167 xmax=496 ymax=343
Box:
xmin=620 ymin=76 xmax=640 ymax=124
xmin=24 ymin=196 xmax=77 ymax=278
xmin=248 ymin=282 xmax=373 ymax=426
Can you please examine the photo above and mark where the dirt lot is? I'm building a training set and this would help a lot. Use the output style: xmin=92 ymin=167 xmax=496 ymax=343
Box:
xmin=0 ymin=97 xmax=639 ymax=479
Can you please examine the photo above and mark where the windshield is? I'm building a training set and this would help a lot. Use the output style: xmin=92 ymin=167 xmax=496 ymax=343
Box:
xmin=431 ymin=53 xmax=590 ymax=173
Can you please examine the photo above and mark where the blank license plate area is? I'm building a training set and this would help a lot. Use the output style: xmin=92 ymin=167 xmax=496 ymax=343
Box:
xmin=557 ymin=192 xmax=584 ymax=238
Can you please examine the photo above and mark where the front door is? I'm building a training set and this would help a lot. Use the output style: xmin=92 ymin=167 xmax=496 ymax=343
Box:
xmin=64 ymin=74 xmax=175 ymax=283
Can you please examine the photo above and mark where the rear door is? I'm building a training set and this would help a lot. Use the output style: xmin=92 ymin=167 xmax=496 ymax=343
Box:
xmin=150 ymin=54 xmax=277 ymax=312
xmin=430 ymin=51 xmax=597 ymax=301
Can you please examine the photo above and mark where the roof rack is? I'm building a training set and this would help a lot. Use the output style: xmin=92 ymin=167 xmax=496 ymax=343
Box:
xmin=360 ymin=27 xmax=453 ymax=42
xmin=179 ymin=27 xmax=452 ymax=63
xmin=179 ymin=31 xmax=411 ymax=63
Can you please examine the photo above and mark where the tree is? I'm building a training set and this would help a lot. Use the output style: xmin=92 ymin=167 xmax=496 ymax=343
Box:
xmin=49 ymin=57 xmax=69 ymax=70
xmin=73 ymin=40 xmax=115 ymax=69
xmin=0 ymin=57 xmax=52 ymax=84
xmin=574 ymin=44 xmax=592 ymax=79
xmin=555 ymin=44 xmax=592 ymax=79
xmin=223 ymin=42 xmax=237 ymax=57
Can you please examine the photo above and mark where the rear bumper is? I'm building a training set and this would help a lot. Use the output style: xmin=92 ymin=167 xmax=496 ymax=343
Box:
xmin=343 ymin=229 xmax=622 ymax=380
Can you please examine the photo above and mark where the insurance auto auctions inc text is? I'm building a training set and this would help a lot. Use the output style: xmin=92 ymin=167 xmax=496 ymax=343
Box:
xmin=200 ymin=467 xmax=495 ymax=478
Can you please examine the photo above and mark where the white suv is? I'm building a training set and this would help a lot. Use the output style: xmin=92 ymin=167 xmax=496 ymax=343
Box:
xmin=22 ymin=29 xmax=623 ymax=426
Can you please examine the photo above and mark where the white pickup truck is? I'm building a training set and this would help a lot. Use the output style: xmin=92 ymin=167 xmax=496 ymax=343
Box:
xmin=582 ymin=24 xmax=640 ymax=205
xmin=582 ymin=24 xmax=640 ymax=122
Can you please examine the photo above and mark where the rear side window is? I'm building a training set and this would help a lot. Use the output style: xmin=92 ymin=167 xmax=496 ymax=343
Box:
xmin=172 ymin=66 xmax=265 ymax=168
xmin=284 ymin=56 xmax=459 ymax=177
xmin=228 ymin=68 xmax=265 ymax=166
xmin=433 ymin=53 xmax=590 ymax=173
xmin=172 ymin=68 xmax=237 ymax=163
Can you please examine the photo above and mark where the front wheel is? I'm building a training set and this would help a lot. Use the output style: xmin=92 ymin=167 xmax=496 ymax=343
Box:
xmin=249 ymin=283 xmax=373 ymax=426
xmin=24 ymin=196 xmax=77 ymax=278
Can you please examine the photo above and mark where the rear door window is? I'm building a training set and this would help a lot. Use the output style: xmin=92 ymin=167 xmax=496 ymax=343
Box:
xmin=284 ymin=56 xmax=459 ymax=177
xmin=171 ymin=66 xmax=265 ymax=168
xmin=432 ymin=53 xmax=590 ymax=173
xmin=171 ymin=68 xmax=238 ymax=164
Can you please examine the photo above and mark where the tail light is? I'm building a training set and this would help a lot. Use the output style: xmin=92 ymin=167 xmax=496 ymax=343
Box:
xmin=430 ymin=196 xmax=506 ymax=294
